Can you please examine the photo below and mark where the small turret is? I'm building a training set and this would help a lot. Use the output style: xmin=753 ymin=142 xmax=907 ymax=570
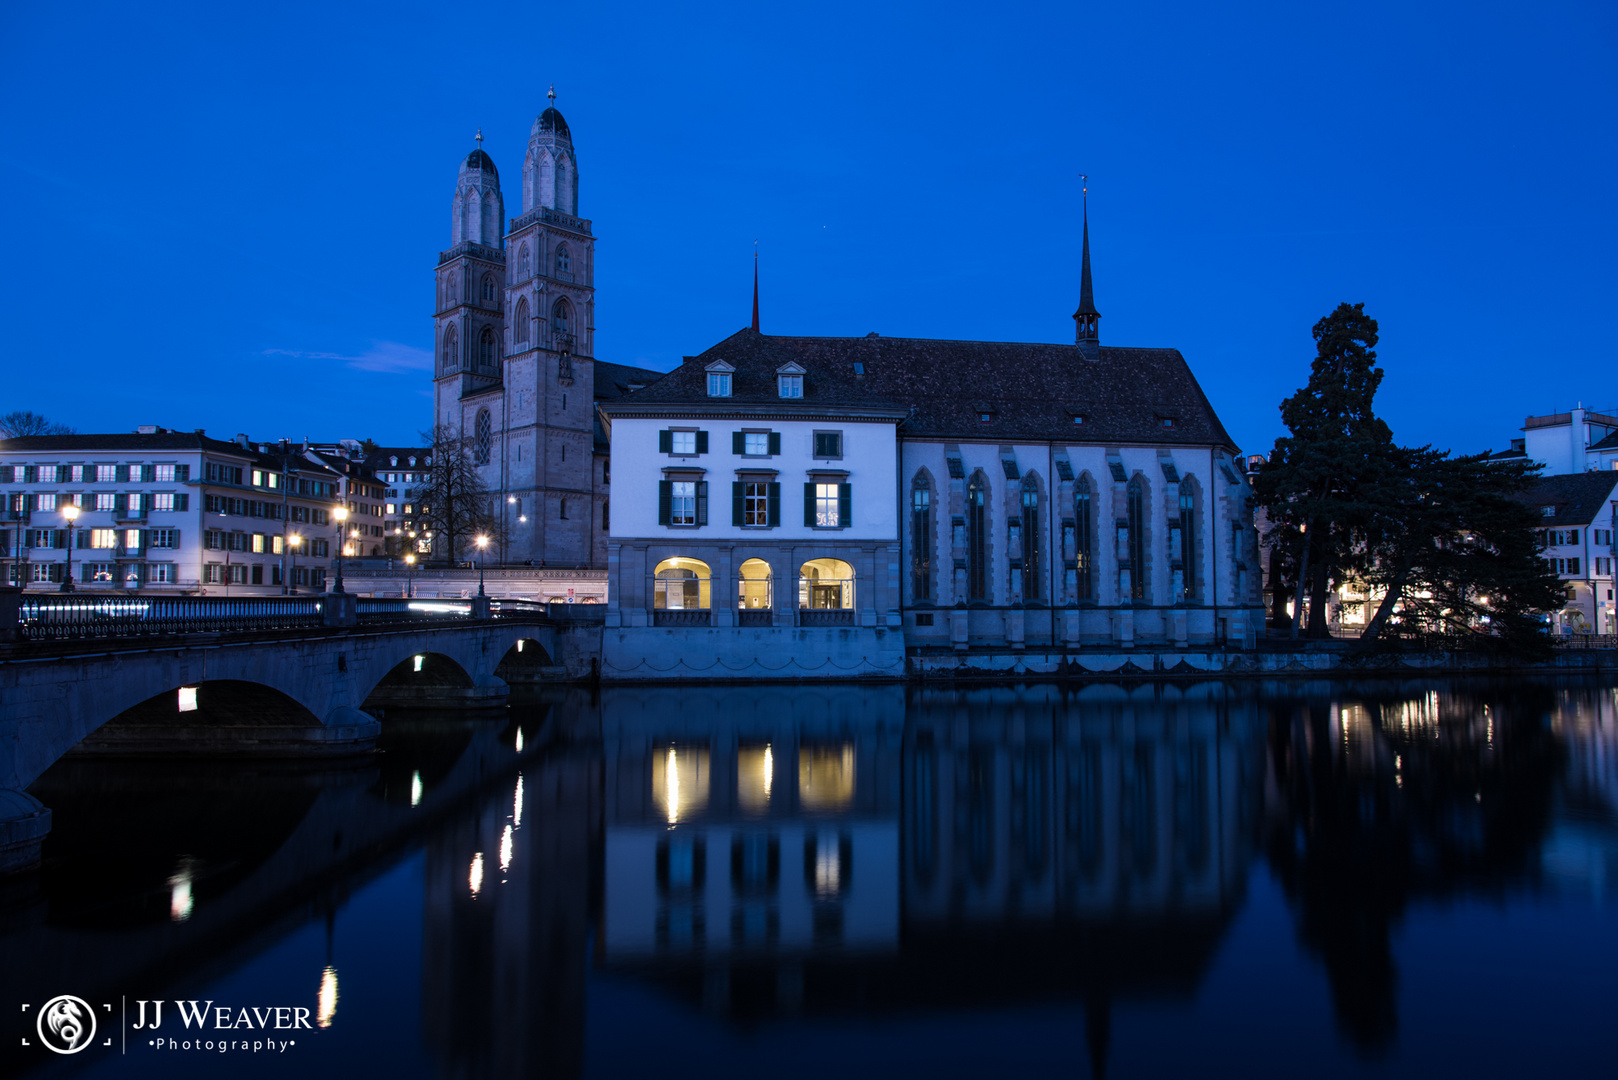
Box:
xmin=1073 ymin=178 xmax=1101 ymax=361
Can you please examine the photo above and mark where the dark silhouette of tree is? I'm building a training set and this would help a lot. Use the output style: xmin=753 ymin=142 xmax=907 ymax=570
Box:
xmin=407 ymin=425 xmax=503 ymax=565
xmin=0 ymin=410 xmax=74 ymax=439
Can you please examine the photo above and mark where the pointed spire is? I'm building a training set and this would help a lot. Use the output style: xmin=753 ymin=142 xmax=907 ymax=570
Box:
xmin=1074 ymin=175 xmax=1101 ymax=358
xmin=751 ymin=241 xmax=760 ymax=333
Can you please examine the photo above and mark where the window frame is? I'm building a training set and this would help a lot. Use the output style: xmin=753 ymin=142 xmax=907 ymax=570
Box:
xmin=812 ymin=430 xmax=844 ymax=461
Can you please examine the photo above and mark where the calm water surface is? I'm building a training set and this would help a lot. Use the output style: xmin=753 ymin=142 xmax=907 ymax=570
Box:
xmin=4 ymin=677 xmax=1616 ymax=1079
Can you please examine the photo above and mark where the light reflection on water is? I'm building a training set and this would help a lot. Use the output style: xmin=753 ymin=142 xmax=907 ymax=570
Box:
xmin=2 ymin=678 xmax=1615 ymax=1079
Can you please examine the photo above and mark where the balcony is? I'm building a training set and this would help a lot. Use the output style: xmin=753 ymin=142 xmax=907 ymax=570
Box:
xmin=653 ymin=609 xmax=711 ymax=628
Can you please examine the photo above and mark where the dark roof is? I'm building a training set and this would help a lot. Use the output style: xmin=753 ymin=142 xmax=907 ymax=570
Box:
xmin=606 ymin=328 xmax=1237 ymax=448
xmin=363 ymin=447 xmax=433 ymax=471
xmin=1591 ymin=429 xmax=1618 ymax=451
xmin=0 ymin=432 xmax=340 ymax=476
xmin=594 ymin=359 xmax=667 ymax=402
xmin=536 ymin=106 xmax=570 ymax=140
xmin=464 ymin=148 xmax=497 ymax=176
xmin=1515 ymin=472 xmax=1618 ymax=526
xmin=1486 ymin=447 xmax=1529 ymax=461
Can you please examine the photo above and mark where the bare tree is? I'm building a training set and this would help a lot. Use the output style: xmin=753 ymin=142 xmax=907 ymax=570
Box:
xmin=0 ymin=411 xmax=75 ymax=440
xmin=406 ymin=425 xmax=504 ymax=565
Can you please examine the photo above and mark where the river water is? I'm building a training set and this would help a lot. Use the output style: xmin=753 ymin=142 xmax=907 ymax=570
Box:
xmin=4 ymin=676 xmax=1616 ymax=1079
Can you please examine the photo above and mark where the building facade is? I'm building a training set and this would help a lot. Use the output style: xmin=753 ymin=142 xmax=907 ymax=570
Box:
xmin=1 ymin=429 xmax=345 ymax=594
xmin=431 ymin=97 xmax=659 ymax=569
xmin=1519 ymin=472 xmax=1618 ymax=635
xmin=600 ymin=214 xmax=1262 ymax=672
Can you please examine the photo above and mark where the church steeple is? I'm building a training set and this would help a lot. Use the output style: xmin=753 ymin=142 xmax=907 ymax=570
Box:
xmin=1073 ymin=176 xmax=1101 ymax=360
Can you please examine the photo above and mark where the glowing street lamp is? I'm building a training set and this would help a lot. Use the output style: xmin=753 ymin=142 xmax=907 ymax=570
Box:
xmin=287 ymin=534 xmax=303 ymax=595
xmin=332 ymin=506 xmax=349 ymax=594
xmin=405 ymin=553 xmax=416 ymax=599
xmin=59 ymin=502 xmax=80 ymax=592
xmin=475 ymin=534 xmax=489 ymax=597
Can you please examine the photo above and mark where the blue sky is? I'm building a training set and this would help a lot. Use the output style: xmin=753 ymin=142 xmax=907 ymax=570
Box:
xmin=2 ymin=1 xmax=1613 ymax=456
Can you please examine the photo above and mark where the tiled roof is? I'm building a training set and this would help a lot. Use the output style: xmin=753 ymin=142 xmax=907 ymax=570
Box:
xmin=1515 ymin=472 xmax=1618 ymax=526
xmin=1590 ymin=429 xmax=1618 ymax=451
xmin=0 ymin=432 xmax=339 ymax=476
xmin=594 ymin=360 xmax=665 ymax=402
xmin=606 ymin=328 xmax=1237 ymax=447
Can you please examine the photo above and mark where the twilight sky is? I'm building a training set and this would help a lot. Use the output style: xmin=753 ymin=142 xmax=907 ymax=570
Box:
xmin=2 ymin=1 xmax=1613 ymax=457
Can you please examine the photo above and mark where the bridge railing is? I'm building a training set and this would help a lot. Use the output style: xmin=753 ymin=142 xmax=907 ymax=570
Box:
xmin=17 ymin=596 xmax=325 ymax=641
xmin=355 ymin=598 xmax=474 ymax=625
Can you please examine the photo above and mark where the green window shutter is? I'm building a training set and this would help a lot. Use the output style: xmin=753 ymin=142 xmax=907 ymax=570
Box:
xmin=839 ymin=483 xmax=852 ymax=528
xmin=658 ymin=480 xmax=672 ymax=525
xmin=696 ymin=430 xmax=709 ymax=454
xmin=177 ymin=464 xmax=190 ymax=482
xmin=54 ymin=530 xmax=66 ymax=549
xmin=732 ymin=481 xmax=744 ymax=526
xmin=114 ymin=494 xmax=126 ymax=517
xmin=177 ymin=493 xmax=189 ymax=511
xmin=804 ymin=483 xmax=816 ymax=527
xmin=768 ymin=432 xmax=781 ymax=455
xmin=659 ymin=430 xmax=673 ymax=454
xmin=733 ymin=431 xmax=745 ymax=455
xmin=141 ymin=464 xmax=154 ymax=482
xmin=767 ymin=482 xmax=780 ymax=527
xmin=696 ymin=481 xmax=708 ymax=525
xmin=77 ymin=530 xmax=89 ymax=549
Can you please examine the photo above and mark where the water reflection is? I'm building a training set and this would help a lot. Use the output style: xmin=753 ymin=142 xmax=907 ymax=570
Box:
xmin=2 ymin=679 xmax=1615 ymax=1078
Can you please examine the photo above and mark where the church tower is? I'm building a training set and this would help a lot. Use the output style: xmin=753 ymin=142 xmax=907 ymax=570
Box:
xmin=433 ymin=138 xmax=507 ymax=426
xmin=500 ymin=88 xmax=599 ymax=566
xmin=1073 ymin=182 xmax=1101 ymax=361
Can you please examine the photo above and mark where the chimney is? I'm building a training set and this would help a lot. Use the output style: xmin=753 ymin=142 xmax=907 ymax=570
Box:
xmin=235 ymin=433 xmax=249 ymax=448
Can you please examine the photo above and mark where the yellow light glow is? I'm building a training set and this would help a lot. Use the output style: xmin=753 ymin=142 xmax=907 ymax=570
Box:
xmin=513 ymin=773 xmax=524 ymax=827
xmin=168 ymin=858 xmax=195 ymax=922
xmin=177 ymin=686 xmax=199 ymax=713
xmin=515 ymin=727 xmax=524 ymax=753
xmin=499 ymin=824 xmax=514 ymax=873
xmin=316 ymin=965 xmax=338 ymax=1029
xmin=469 ymin=852 xmax=484 ymax=897
xmin=410 ymin=770 xmax=423 ymax=807
xmin=800 ymin=744 xmax=856 ymax=810
xmin=651 ymin=746 xmax=709 ymax=826
xmin=667 ymin=747 xmax=680 ymax=824
xmin=61 ymin=503 xmax=80 ymax=523
xmin=413 ymin=654 xmax=424 ymax=673
xmin=738 ymin=744 xmax=774 ymax=814
xmin=516 ymin=639 xmax=524 ymax=652
xmin=334 ymin=506 xmax=347 ymax=523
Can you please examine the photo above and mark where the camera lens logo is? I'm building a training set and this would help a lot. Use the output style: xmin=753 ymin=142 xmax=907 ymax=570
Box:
xmin=37 ymin=995 xmax=96 ymax=1054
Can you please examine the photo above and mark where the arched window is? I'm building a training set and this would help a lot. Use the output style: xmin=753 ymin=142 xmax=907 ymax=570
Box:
xmin=441 ymin=326 xmax=459 ymax=372
xmin=446 ymin=272 xmax=458 ymax=305
xmin=1175 ymin=477 xmax=1198 ymax=602
xmin=799 ymin=558 xmax=854 ymax=610
xmin=1120 ymin=475 xmax=1147 ymax=602
xmin=967 ymin=472 xmax=989 ymax=601
xmin=474 ymin=409 xmax=492 ymax=465
xmin=552 ymin=298 xmax=571 ymax=341
xmin=1020 ymin=474 xmax=1042 ymax=601
xmin=481 ymin=273 xmax=496 ymax=302
xmin=1072 ymin=474 xmax=1094 ymax=601
xmin=514 ymin=297 xmax=529 ymax=344
xmin=653 ymin=557 xmax=711 ymax=610
xmin=556 ymin=242 xmax=571 ymax=275
xmin=737 ymin=557 xmax=772 ymax=611
xmin=518 ymin=243 xmax=529 ymax=278
xmin=911 ymin=474 xmax=933 ymax=601
xmin=479 ymin=327 xmax=497 ymax=367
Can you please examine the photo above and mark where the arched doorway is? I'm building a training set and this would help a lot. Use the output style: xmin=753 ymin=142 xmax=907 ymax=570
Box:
xmin=799 ymin=558 xmax=854 ymax=624
xmin=653 ymin=557 xmax=712 ymax=625
xmin=738 ymin=558 xmax=772 ymax=623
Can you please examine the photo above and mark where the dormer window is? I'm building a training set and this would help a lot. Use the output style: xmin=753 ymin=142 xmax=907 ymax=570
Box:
xmin=778 ymin=374 xmax=803 ymax=398
xmin=1072 ymin=414 xmax=1085 ymax=426
xmin=705 ymin=359 xmax=735 ymax=398
xmin=1542 ymin=506 xmax=1556 ymax=517
xmin=979 ymin=412 xmax=993 ymax=424
xmin=1160 ymin=416 xmax=1177 ymax=429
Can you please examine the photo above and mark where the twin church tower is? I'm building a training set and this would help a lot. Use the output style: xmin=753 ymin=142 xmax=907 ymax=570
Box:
xmin=432 ymin=93 xmax=656 ymax=568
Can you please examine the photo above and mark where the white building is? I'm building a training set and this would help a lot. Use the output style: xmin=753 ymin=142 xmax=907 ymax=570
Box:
xmin=1489 ymin=405 xmax=1618 ymax=475
xmin=1519 ymin=472 xmax=1618 ymax=635
xmin=1 ymin=429 xmax=345 ymax=595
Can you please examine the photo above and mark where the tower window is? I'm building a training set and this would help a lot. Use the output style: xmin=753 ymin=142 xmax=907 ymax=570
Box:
xmin=442 ymin=326 xmax=459 ymax=372
xmin=552 ymin=298 xmax=571 ymax=340
xmin=518 ymin=242 xmax=530 ymax=277
xmin=479 ymin=327 xmax=496 ymax=366
xmin=481 ymin=273 xmax=496 ymax=302
xmin=515 ymin=297 xmax=530 ymax=344
xmin=556 ymin=243 xmax=571 ymax=276
xmin=474 ymin=409 xmax=492 ymax=465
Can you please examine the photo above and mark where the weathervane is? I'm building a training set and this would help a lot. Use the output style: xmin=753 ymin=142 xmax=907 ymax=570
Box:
xmin=1081 ymin=173 xmax=1089 ymax=198
xmin=548 ymin=84 xmax=556 ymax=104
xmin=475 ymin=128 xmax=483 ymax=149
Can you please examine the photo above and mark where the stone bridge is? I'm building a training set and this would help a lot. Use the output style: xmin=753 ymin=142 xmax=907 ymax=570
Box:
xmin=0 ymin=610 xmax=599 ymax=872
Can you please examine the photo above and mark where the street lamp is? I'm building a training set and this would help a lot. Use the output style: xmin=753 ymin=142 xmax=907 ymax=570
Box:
xmin=405 ymin=553 xmax=416 ymax=599
xmin=288 ymin=534 xmax=302 ymax=595
xmin=332 ymin=506 xmax=348 ymax=594
xmin=60 ymin=503 xmax=80 ymax=593
xmin=475 ymin=534 xmax=489 ymax=597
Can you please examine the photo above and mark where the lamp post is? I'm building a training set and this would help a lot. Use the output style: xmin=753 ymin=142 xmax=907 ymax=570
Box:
xmin=60 ymin=503 xmax=80 ymax=593
xmin=405 ymin=553 xmax=416 ymax=599
xmin=475 ymin=534 xmax=489 ymax=597
xmin=288 ymin=534 xmax=302 ymax=595
xmin=332 ymin=506 xmax=348 ymax=594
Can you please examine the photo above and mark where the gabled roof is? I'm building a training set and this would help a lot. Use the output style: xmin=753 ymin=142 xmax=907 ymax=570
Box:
xmin=1590 ymin=429 xmax=1618 ymax=452
xmin=604 ymin=328 xmax=1237 ymax=448
xmin=1515 ymin=472 xmax=1618 ymax=526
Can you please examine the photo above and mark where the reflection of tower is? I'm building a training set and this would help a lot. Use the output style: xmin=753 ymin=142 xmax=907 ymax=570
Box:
xmin=420 ymin=745 xmax=600 ymax=1079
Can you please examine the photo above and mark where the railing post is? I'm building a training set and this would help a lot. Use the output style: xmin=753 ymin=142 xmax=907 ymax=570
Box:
xmin=324 ymin=592 xmax=357 ymax=627
xmin=471 ymin=595 xmax=492 ymax=620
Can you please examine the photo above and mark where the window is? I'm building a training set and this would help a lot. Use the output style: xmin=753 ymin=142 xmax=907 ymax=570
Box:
xmin=1596 ymin=557 xmax=1612 ymax=575
xmin=1020 ymin=476 xmax=1041 ymax=601
xmin=979 ymin=413 xmax=993 ymax=424
xmin=479 ymin=327 xmax=497 ymax=366
xmin=515 ymin=297 xmax=530 ymax=344
xmin=1072 ymin=414 xmax=1085 ymax=426
xmin=674 ymin=430 xmax=697 ymax=455
xmin=707 ymin=371 xmax=731 ymax=397
xmin=967 ymin=474 xmax=988 ymax=601
xmin=153 ymin=464 xmax=176 ymax=482
xmin=1541 ymin=506 xmax=1556 ymax=517
xmin=740 ymin=431 xmax=778 ymax=456
xmin=1161 ymin=417 xmax=1177 ymax=429
xmin=252 ymin=533 xmax=268 ymax=554
xmin=25 ymin=529 xmax=58 ymax=549
xmin=518 ymin=242 xmax=529 ymax=277
xmin=1568 ymin=557 xmax=1581 ymax=575
xmin=659 ymin=480 xmax=706 ymax=527
xmin=475 ymin=409 xmax=492 ymax=464
xmin=149 ymin=528 xmax=179 ymax=548
xmin=1174 ymin=478 xmax=1197 ymax=602
xmin=912 ymin=482 xmax=932 ymax=600
xmin=481 ymin=273 xmax=496 ymax=301
xmin=148 ymin=563 xmax=176 ymax=584
xmin=82 ymin=563 xmax=115 ymax=583
xmin=92 ymin=492 xmax=115 ymax=511
xmin=1074 ymin=475 xmax=1094 ymax=601
xmin=35 ymin=493 xmax=56 ymax=512
xmin=601 ymin=499 xmax=609 ymax=531
xmin=90 ymin=529 xmax=117 ymax=549
xmin=556 ymin=242 xmax=571 ymax=275
xmin=778 ymin=374 xmax=803 ymax=398
xmin=660 ymin=429 xmax=708 ymax=456
xmin=95 ymin=465 xmax=117 ymax=483
xmin=442 ymin=325 xmax=459 ymax=371
xmin=809 ymin=482 xmax=850 ymax=528
xmin=1121 ymin=476 xmax=1147 ymax=601
xmin=653 ymin=557 xmax=710 ymax=610
xmin=152 ymin=492 xmax=175 ymax=512
xmin=743 ymin=482 xmax=772 ymax=526
xmin=813 ymin=432 xmax=842 ymax=459
xmin=552 ymin=298 xmax=571 ymax=338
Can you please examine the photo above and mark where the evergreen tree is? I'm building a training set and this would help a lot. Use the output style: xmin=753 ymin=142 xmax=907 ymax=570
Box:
xmin=407 ymin=425 xmax=504 ymax=565
xmin=1254 ymin=303 xmax=1392 ymax=637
